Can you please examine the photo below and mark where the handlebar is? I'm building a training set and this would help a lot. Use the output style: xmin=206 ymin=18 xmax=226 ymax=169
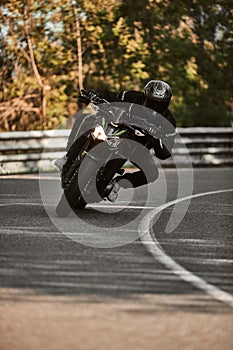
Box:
xmin=90 ymin=97 xmax=110 ymax=106
xmin=89 ymin=99 xmax=171 ymax=142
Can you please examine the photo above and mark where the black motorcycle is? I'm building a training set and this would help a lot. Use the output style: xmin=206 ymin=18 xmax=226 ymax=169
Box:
xmin=56 ymin=98 xmax=165 ymax=217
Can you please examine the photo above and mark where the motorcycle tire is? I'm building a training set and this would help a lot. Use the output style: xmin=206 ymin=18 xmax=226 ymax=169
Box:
xmin=64 ymin=182 xmax=87 ymax=212
xmin=61 ymin=146 xmax=88 ymax=213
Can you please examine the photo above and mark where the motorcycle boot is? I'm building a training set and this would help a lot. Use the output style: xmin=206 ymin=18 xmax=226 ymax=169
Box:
xmin=107 ymin=181 xmax=121 ymax=202
xmin=54 ymin=155 xmax=68 ymax=171
xmin=103 ymin=178 xmax=121 ymax=202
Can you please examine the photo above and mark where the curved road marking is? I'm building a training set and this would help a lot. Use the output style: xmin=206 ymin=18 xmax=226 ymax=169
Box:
xmin=1 ymin=183 xmax=233 ymax=305
xmin=139 ymin=188 xmax=233 ymax=307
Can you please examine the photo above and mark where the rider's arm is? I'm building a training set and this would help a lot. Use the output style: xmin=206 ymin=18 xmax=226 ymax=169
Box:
xmin=151 ymin=110 xmax=176 ymax=160
xmin=80 ymin=89 xmax=145 ymax=104
xmin=97 ymin=90 xmax=145 ymax=104
xmin=152 ymin=138 xmax=173 ymax=160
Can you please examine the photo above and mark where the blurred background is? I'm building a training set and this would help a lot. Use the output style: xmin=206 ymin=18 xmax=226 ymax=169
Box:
xmin=0 ymin=0 xmax=232 ymax=131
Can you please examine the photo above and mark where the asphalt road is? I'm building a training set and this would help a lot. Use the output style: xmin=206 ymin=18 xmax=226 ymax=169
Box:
xmin=0 ymin=168 xmax=233 ymax=350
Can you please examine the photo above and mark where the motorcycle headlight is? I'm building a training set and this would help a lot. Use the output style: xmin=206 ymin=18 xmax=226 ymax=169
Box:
xmin=106 ymin=137 xmax=122 ymax=148
xmin=91 ymin=126 xmax=107 ymax=141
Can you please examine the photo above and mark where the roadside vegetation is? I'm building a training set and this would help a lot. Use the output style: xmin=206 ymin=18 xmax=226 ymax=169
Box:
xmin=0 ymin=0 xmax=232 ymax=131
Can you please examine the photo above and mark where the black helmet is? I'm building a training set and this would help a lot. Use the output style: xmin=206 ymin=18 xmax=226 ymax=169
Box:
xmin=144 ymin=80 xmax=172 ymax=113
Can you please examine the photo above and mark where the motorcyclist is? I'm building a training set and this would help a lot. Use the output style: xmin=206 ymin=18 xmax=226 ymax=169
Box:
xmin=56 ymin=80 xmax=176 ymax=202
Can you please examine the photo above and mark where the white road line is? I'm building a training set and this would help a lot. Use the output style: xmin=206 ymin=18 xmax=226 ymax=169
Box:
xmin=1 ymin=185 xmax=233 ymax=305
xmin=139 ymin=188 xmax=233 ymax=307
xmin=0 ymin=203 xmax=41 ymax=206
xmin=0 ymin=202 xmax=155 ymax=210
xmin=91 ymin=204 xmax=155 ymax=209
xmin=0 ymin=175 xmax=59 ymax=180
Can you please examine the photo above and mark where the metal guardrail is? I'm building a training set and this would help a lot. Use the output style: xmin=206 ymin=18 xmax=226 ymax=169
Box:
xmin=0 ymin=128 xmax=232 ymax=174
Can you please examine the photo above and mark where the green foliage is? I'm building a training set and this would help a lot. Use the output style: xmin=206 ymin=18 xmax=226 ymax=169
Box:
xmin=0 ymin=0 xmax=232 ymax=131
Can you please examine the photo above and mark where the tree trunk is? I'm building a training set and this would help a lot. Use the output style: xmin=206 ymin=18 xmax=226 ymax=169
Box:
xmin=23 ymin=3 xmax=47 ymax=128
xmin=41 ymin=86 xmax=47 ymax=129
xmin=70 ymin=1 xmax=83 ymax=91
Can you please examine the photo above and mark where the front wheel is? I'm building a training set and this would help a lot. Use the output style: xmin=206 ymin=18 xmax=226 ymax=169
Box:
xmin=64 ymin=183 xmax=87 ymax=213
xmin=56 ymin=191 xmax=86 ymax=217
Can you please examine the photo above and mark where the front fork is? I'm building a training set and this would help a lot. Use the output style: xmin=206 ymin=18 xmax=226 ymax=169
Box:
xmin=80 ymin=142 xmax=126 ymax=201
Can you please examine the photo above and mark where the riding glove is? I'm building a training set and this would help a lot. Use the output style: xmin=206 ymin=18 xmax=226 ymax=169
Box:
xmin=78 ymin=89 xmax=99 ymax=104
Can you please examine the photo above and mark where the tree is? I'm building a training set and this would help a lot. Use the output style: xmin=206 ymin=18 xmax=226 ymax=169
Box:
xmin=67 ymin=0 xmax=83 ymax=90
xmin=0 ymin=0 xmax=232 ymax=130
xmin=23 ymin=1 xmax=48 ymax=127
xmin=158 ymin=0 xmax=233 ymax=126
xmin=0 ymin=0 xmax=71 ymax=130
